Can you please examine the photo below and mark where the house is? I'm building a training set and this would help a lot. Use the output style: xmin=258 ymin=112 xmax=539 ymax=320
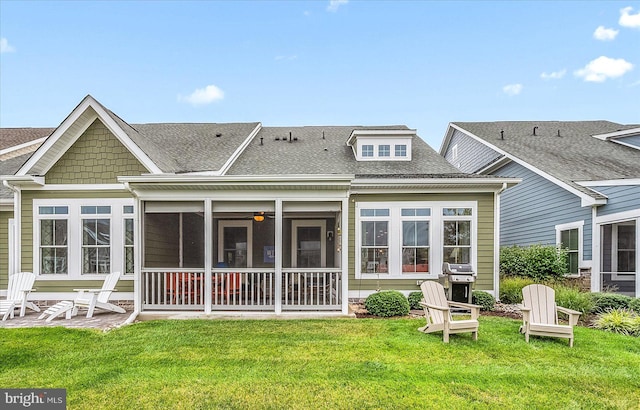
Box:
xmin=1 ymin=95 xmax=518 ymax=317
xmin=440 ymin=121 xmax=640 ymax=297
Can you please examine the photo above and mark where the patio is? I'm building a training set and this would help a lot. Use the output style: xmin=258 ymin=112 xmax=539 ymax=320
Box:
xmin=0 ymin=308 xmax=135 ymax=330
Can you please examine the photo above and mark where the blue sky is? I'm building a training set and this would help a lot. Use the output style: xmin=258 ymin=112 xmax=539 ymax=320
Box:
xmin=1 ymin=1 xmax=638 ymax=149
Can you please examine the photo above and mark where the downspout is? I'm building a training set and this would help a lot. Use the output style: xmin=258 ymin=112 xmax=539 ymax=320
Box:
xmin=3 ymin=180 xmax=21 ymax=274
xmin=494 ymin=183 xmax=507 ymax=300
xmin=122 ymin=182 xmax=140 ymax=324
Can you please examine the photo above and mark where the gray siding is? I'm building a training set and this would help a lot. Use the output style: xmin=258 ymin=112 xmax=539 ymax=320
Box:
xmin=493 ymin=161 xmax=593 ymax=260
xmin=617 ymin=135 xmax=640 ymax=149
xmin=443 ymin=129 xmax=502 ymax=173
xmin=593 ymin=185 xmax=640 ymax=217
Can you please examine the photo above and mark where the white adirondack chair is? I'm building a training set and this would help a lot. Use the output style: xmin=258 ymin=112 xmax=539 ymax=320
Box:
xmin=519 ymin=284 xmax=581 ymax=347
xmin=418 ymin=281 xmax=480 ymax=343
xmin=72 ymin=271 xmax=126 ymax=318
xmin=1 ymin=272 xmax=41 ymax=320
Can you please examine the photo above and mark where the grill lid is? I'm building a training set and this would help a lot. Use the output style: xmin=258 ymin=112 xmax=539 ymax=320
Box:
xmin=442 ymin=262 xmax=475 ymax=275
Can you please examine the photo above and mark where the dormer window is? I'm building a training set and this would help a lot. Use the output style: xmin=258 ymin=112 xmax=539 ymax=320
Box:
xmin=347 ymin=129 xmax=414 ymax=161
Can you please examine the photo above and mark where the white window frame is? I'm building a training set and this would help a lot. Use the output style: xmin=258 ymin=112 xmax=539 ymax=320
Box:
xmin=555 ymin=220 xmax=584 ymax=277
xmin=355 ymin=201 xmax=477 ymax=279
xmin=355 ymin=137 xmax=412 ymax=161
xmin=33 ymin=198 xmax=134 ymax=280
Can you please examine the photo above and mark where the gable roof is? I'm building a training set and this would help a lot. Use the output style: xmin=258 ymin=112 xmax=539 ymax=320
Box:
xmin=444 ymin=121 xmax=640 ymax=203
xmin=227 ymin=126 xmax=462 ymax=176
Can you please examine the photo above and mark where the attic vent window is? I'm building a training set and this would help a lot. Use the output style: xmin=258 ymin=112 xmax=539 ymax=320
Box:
xmin=395 ymin=145 xmax=407 ymax=157
xmin=362 ymin=145 xmax=374 ymax=157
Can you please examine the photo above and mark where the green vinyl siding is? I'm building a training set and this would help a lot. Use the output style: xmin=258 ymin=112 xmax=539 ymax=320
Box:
xmin=0 ymin=210 xmax=11 ymax=288
xmin=46 ymin=118 xmax=148 ymax=184
xmin=26 ymin=279 xmax=133 ymax=293
xmin=348 ymin=192 xmax=496 ymax=292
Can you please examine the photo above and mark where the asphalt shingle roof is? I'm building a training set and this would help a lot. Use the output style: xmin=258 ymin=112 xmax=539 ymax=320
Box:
xmin=227 ymin=126 xmax=462 ymax=176
xmin=453 ymin=121 xmax=640 ymax=197
xmin=0 ymin=128 xmax=53 ymax=150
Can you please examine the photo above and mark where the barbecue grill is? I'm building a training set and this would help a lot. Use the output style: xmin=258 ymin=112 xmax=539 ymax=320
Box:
xmin=439 ymin=262 xmax=476 ymax=304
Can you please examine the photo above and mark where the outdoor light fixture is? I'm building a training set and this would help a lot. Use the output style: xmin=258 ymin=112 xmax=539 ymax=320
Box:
xmin=253 ymin=212 xmax=265 ymax=222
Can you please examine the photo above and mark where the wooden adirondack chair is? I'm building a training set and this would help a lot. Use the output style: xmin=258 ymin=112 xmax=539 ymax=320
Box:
xmin=1 ymin=272 xmax=40 ymax=320
xmin=519 ymin=284 xmax=581 ymax=347
xmin=71 ymin=271 xmax=126 ymax=318
xmin=418 ymin=281 xmax=480 ymax=343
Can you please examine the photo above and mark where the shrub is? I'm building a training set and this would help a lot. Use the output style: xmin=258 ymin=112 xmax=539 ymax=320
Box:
xmin=590 ymin=292 xmax=633 ymax=313
xmin=407 ymin=291 xmax=423 ymax=310
xmin=629 ymin=298 xmax=640 ymax=313
xmin=472 ymin=290 xmax=495 ymax=311
xmin=593 ymin=308 xmax=640 ymax=337
xmin=499 ymin=276 xmax=535 ymax=304
xmin=364 ymin=290 xmax=410 ymax=317
xmin=500 ymin=244 xmax=568 ymax=281
xmin=554 ymin=286 xmax=594 ymax=316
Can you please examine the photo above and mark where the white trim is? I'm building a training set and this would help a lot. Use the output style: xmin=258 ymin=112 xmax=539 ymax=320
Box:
xmin=8 ymin=218 xmax=16 ymax=275
xmin=291 ymin=220 xmax=326 ymax=268
xmin=591 ymin=127 xmax=640 ymax=140
xmin=595 ymin=208 xmax=640 ymax=224
xmin=0 ymin=136 xmax=47 ymax=156
xmin=577 ymin=179 xmax=640 ymax=187
xmin=27 ymin=292 xmax=134 ymax=301
xmin=346 ymin=129 xmax=416 ymax=146
xmin=17 ymin=95 xmax=162 ymax=176
xmin=447 ymin=123 xmax=606 ymax=206
xmin=555 ymin=220 xmax=584 ymax=274
xmin=354 ymin=201 xmax=477 ymax=280
xmin=219 ymin=123 xmax=262 ymax=175
xmin=218 ymin=220 xmax=253 ymax=267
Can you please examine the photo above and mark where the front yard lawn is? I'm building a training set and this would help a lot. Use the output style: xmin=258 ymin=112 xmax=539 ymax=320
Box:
xmin=1 ymin=316 xmax=639 ymax=409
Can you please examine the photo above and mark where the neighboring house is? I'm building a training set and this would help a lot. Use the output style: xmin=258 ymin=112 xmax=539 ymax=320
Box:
xmin=1 ymin=95 xmax=517 ymax=317
xmin=440 ymin=121 xmax=640 ymax=297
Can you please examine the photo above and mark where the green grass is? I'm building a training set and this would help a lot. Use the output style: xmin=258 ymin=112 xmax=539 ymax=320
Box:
xmin=1 ymin=317 xmax=639 ymax=409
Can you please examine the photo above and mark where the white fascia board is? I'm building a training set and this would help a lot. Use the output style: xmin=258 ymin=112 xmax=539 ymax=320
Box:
xmin=437 ymin=123 xmax=455 ymax=155
xmin=577 ymin=178 xmax=640 ymax=187
xmin=119 ymin=174 xmax=355 ymax=185
xmin=0 ymin=137 xmax=47 ymax=156
xmin=450 ymin=123 xmax=604 ymax=207
xmin=351 ymin=177 xmax=520 ymax=193
xmin=219 ymin=123 xmax=262 ymax=176
xmin=346 ymin=129 xmax=416 ymax=146
xmin=17 ymin=95 xmax=162 ymax=176
xmin=591 ymin=127 xmax=640 ymax=140
xmin=2 ymin=175 xmax=45 ymax=187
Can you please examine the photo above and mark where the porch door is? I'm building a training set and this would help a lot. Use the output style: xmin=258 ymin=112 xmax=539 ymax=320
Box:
xmin=218 ymin=220 xmax=253 ymax=268
xmin=292 ymin=220 xmax=326 ymax=268
xmin=601 ymin=220 xmax=636 ymax=296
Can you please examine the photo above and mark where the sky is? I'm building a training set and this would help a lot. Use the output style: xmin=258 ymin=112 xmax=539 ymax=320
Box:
xmin=1 ymin=1 xmax=639 ymax=149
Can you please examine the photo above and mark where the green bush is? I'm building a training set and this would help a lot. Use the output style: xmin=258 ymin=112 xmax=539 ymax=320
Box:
xmin=472 ymin=290 xmax=495 ymax=311
xmin=407 ymin=291 xmax=423 ymax=310
xmin=500 ymin=244 xmax=568 ymax=281
xmin=554 ymin=286 xmax=594 ymax=316
xmin=593 ymin=308 xmax=640 ymax=337
xmin=590 ymin=292 xmax=633 ymax=313
xmin=499 ymin=276 xmax=536 ymax=304
xmin=629 ymin=298 xmax=640 ymax=313
xmin=364 ymin=290 xmax=410 ymax=317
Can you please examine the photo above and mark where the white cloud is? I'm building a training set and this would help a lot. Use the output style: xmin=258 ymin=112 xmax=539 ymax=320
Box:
xmin=0 ymin=37 xmax=15 ymax=53
xmin=327 ymin=0 xmax=348 ymax=12
xmin=178 ymin=84 xmax=225 ymax=106
xmin=540 ymin=69 xmax=567 ymax=80
xmin=502 ymin=84 xmax=523 ymax=96
xmin=593 ymin=26 xmax=619 ymax=41
xmin=275 ymin=55 xmax=298 ymax=61
xmin=574 ymin=56 xmax=634 ymax=82
xmin=619 ymin=6 xmax=640 ymax=28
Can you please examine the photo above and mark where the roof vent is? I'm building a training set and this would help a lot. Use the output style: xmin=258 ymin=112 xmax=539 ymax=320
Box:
xmin=533 ymin=126 xmax=538 ymax=136
xmin=557 ymin=130 xmax=561 ymax=137
xmin=500 ymin=130 xmax=504 ymax=140
xmin=216 ymin=133 xmax=222 ymax=138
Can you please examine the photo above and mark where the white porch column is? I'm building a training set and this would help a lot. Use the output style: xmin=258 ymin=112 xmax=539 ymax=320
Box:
xmin=134 ymin=197 xmax=143 ymax=313
xmin=275 ymin=199 xmax=283 ymax=314
xmin=341 ymin=197 xmax=349 ymax=315
xmin=204 ymin=200 xmax=213 ymax=314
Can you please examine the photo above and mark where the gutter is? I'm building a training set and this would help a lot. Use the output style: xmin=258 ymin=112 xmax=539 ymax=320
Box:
xmin=3 ymin=180 xmax=21 ymax=273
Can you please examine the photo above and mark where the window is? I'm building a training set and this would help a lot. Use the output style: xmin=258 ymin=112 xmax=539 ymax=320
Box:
xmin=360 ymin=209 xmax=389 ymax=273
xmin=362 ymin=145 xmax=374 ymax=157
xmin=401 ymin=208 xmax=430 ymax=272
xmin=356 ymin=202 xmax=476 ymax=278
xmin=560 ymin=228 xmax=579 ymax=274
xmin=82 ymin=206 xmax=111 ymax=274
xmin=395 ymin=144 xmax=407 ymax=157
xmin=442 ymin=208 xmax=472 ymax=264
xmin=556 ymin=221 xmax=583 ymax=276
xmin=39 ymin=206 xmax=69 ymax=274
xmin=34 ymin=200 xmax=134 ymax=278
xmin=378 ymin=145 xmax=390 ymax=157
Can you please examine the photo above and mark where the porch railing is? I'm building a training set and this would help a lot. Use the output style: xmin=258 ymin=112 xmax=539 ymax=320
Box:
xmin=142 ymin=268 xmax=342 ymax=312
